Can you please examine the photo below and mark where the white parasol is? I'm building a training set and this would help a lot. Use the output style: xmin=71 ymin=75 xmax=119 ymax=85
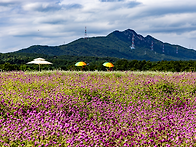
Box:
xmin=27 ymin=58 xmax=52 ymax=71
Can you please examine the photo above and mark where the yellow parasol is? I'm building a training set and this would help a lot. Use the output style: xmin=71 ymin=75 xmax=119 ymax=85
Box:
xmin=103 ymin=62 xmax=114 ymax=68
xmin=75 ymin=61 xmax=87 ymax=66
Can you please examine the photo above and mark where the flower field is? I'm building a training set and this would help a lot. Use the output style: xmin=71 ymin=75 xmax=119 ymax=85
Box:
xmin=0 ymin=71 xmax=196 ymax=146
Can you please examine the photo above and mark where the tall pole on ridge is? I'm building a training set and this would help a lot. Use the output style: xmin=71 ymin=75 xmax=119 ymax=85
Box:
xmin=130 ymin=34 xmax=135 ymax=49
xmin=162 ymin=44 xmax=165 ymax=53
xmin=151 ymin=41 xmax=153 ymax=51
xmin=85 ymin=26 xmax=87 ymax=39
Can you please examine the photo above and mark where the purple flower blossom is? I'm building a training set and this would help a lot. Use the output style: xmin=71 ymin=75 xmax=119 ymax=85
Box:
xmin=0 ymin=71 xmax=196 ymax=146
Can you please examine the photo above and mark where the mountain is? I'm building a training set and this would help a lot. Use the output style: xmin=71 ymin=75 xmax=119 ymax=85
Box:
xmin=14 ymin=29 xmax=196 ymax=61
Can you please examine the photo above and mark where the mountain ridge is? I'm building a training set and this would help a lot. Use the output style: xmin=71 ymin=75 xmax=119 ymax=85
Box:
xmin=13 ymin=29 xmax=196 ymax=61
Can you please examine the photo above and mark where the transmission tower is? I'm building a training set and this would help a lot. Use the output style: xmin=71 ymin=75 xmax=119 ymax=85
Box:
xmin=151 ymin=41 xmax=153 ymax=51
xmin=130 ymin=34 xmax=135 ymax=49
xmin=162 ymin=44 xmax=165 ymax=53
xmin=84 ymin=26 xmax=87 ymax=39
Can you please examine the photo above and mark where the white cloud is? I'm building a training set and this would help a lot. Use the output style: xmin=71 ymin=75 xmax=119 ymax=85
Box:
xmin=0 ymin=0 xmax=196 ymax=53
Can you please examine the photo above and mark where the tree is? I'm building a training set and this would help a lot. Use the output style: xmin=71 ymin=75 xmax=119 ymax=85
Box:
xmin=2 ymin=62 xmax=19 ymax=71
xmin=115 ymin=59 xmax=129 ymax=70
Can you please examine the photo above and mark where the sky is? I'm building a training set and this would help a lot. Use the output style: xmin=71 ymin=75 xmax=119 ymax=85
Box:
xmin=1 ymin=0 xmax=196 ymax=53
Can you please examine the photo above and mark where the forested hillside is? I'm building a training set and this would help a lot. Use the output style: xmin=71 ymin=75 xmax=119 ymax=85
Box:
xmin=13 ymin=29 xmax=196 ymax=61
xmin=1 ymin=29 xmax=196 ymax=71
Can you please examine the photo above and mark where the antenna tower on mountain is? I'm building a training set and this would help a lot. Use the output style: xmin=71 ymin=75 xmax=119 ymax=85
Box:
xmin=162 ymin=44 xmax=165 ymax=53
xmin=130 ymin=34 xmax=135 ymax=49
xmin=84 ymin=26 xmax=87 ymax=39
xmin=151 ymin=41 xmax=153 ymax=51
xmin=176 ymin=46 xmax=178 ymax=54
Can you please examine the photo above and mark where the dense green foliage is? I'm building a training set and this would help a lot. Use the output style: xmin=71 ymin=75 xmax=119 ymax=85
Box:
xmin=1 ymin=52 xmax=196 ymax=72
xmin=0 ymin=52 xmax=118 ymax=71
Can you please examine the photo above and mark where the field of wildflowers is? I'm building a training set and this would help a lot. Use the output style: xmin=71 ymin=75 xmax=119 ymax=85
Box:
xmin=0 ymin=71 xmax=196 ymax=146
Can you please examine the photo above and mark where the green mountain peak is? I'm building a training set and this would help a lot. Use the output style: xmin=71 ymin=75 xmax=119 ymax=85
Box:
xmin=14 ymin=29 xmax=196 ymax=61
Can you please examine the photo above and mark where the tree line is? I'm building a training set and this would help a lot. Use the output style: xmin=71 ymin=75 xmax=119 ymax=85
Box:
xmin=1 ymin=59 xmax=196 ymax=72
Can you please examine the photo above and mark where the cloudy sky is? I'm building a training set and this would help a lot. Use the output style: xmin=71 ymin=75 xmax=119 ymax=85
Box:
xmin=0 ymin=0 xmax=196 ymax=53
